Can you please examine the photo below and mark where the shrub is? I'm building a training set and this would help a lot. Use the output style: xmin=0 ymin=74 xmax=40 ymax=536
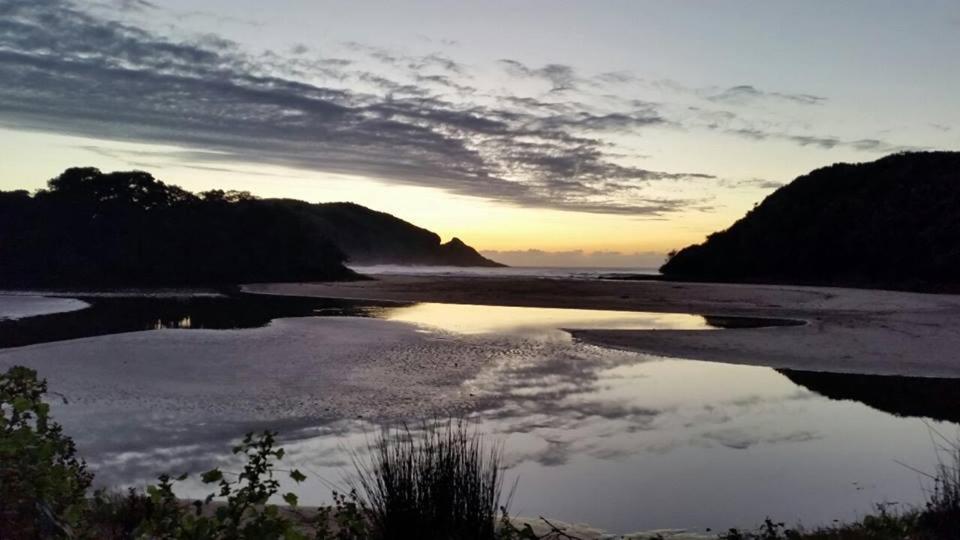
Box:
xmin=916 ymin=435 xmax=960 ymax=536
xmin=0 ymin=366 xmax=93 ymax=537
xmin=133 ymin=430 xmax=344 ymax=539
xmin=351 ymin=420 xmax=506 ymax=540
xmin=86 ymin=489 xmax=154 ymax=539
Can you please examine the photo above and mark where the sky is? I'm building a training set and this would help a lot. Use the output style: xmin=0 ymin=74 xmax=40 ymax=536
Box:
xmin=1 ymin=0 xmax=959 ymax=267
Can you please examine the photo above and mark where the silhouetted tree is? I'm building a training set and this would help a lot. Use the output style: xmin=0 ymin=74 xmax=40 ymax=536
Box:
xmin=660 ymin=151 xmax=960 ymax=290
xmin=0 ymin=168 xmax=354 ymax=287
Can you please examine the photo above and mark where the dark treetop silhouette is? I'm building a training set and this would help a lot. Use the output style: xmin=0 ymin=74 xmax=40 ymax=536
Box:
xmin=0 ymin=168 xmax=499 ymax=288
xmin=661 ymin=151 xmax=960 ymax=290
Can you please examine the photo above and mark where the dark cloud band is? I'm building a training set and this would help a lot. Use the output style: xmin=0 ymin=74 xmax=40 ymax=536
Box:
xmin=0 ymin=0 xmax=715 ymax=215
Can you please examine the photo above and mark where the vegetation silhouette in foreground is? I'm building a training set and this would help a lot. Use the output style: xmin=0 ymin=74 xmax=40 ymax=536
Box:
xmin=4 ymin=365 xmax=960 ymax=539
xmin=351 ymin=421 xmax=506 ymax=540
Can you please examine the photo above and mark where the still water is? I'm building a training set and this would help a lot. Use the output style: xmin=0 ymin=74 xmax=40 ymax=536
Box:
xmin=0 ymin=294 xmax=954 ymax=534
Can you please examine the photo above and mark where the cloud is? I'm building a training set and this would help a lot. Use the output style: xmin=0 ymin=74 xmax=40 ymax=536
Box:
xmin=717 ymin=178 xmax=785 ymax=190
xmin=595 ymin=71 xmax=635 ymax=84
xmin=684 ymin=98 xmax=917 ymax=154
xmin=0 ymin=0 xmax=711 ymax=216
xmin=499 ymin=59 xmax=579 ymax=92
xmin=786 ymin=134 xmax=922 ymax=153
xmin=410 ymin=53 xmax=465 ymax=75
xmin=344 ymin=42 xmax=465 ymax=75
xmin=414 ymin=74 xmax=475 ymax=94
xmin=111 ymin=0 xmax=157 ymax=12
xmin=707 ymin=84 xmax=826 ymax=106
xmin=536 ymin=111 xmax=665 ymax=132
xmin=724 ymin=128 xmax=922 ymax=154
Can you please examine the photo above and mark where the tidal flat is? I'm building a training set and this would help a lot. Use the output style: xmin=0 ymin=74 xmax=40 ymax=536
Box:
xmin=1 ymin=284 xmax=959 ymax=534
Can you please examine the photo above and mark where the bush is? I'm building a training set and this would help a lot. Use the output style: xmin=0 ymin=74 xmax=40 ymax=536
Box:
xmin=132 ymin=431 xmax=333 ymax=539
xmin=0 ymin=366 xmax=93 ymax=537
xmin=352 ymin=420 xmax=506 ymax=540
xmin=916 ymin=434 xmax=960 ymax=536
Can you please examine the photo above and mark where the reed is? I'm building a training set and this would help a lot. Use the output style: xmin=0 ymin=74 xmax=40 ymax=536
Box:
xmin=351 ymin=419 xmax=507 ymax=540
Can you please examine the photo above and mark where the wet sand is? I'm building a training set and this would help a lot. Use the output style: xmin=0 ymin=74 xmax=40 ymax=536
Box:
xmin=0 ymin=293 xmax=89 ymax=320
xmin=0 ymin=317 xmax=489 ymax=425
xmin=245 ymin=276 xmax=960 ymax=378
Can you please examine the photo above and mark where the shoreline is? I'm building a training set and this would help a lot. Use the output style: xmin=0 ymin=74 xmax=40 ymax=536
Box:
xmin=244 ymin=276 xmax=960 ymax=379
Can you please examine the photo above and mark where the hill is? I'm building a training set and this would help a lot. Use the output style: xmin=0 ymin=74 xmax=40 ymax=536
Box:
xmin=263 ymin=200 xmax=502 ymax=267
xmin=0 ymin=168 xmax=500 ymax=288
xmin=661 ymin=151 xmax=960 ymax=289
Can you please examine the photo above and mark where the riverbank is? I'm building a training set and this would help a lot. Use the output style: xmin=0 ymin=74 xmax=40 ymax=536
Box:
xmin=0 ymin=293 xmax=90 ymax=320
xmin=245 ymin=276 xmax=960 ymax=378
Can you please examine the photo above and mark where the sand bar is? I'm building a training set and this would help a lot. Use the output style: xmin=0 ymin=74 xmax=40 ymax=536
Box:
xmin=245 ymin=276 xmax=960 ymax=378
xmin=0 ymin=293 xmax=90 ymax=320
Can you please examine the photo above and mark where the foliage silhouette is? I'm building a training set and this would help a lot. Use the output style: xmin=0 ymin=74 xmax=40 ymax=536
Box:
xmin=0 ymin=366 xmax=92 ymax=537
xmin=0 ymin=168 xmax=353 ymax=287
xmin=661 ymin=152 xmax=960 ymax=290
xmin=0 ymin=167 xmax=500 ymax=288
xmin=351 ymin=421 xmax=506 ymax=540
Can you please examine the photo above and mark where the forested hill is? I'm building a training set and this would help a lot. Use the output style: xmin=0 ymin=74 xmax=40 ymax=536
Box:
xmin=661 ymin=151 xmax=960 ymax=290
xmin=261 ymin=200 xmax=503 ymax=267
xmin=0 ymin=168 xmax=500 ymax=288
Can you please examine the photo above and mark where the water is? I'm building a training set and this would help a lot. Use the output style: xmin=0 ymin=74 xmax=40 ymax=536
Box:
xmin=348 ymin=264 xmax=661 ymax=280
xmin=0 ymin=294 xmax=798 ymax=348
xmin=0 ymin=294 xmax=386 ymax=348
xmin=379 ymin=302 xmax=801 ymax=335
xmin=0 ymin=293 xmax=953 ymax=534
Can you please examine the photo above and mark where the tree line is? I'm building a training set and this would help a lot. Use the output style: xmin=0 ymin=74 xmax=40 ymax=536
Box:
xmin=0 ymin=168 xmax=355 ymax=287
xmin=661 ymin=151 xmax=960 ymax=291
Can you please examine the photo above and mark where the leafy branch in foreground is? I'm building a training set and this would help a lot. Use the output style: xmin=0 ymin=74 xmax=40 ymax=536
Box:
xmin=0 ymin=365 xmax=367 ymax=539
xmin=0 ymin=366 xmax=92 ymax=537
xmin=134 ymin=430 xmax=331 ymax=539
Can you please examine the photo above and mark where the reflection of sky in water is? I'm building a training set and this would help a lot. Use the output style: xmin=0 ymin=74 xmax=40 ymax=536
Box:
xmin=474 ymin=358 xmax=941 ymax=532
xmin=380 ymin=302 xmax=716 ymax=335
xmin=84 ymin=356 xmax=957 ymax=533
xmin=16 ymin=300 xmax=956 ymax=534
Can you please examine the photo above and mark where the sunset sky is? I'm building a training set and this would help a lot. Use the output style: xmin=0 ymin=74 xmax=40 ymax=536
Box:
xmin=2 ymin=0 xmax=959 ymax=266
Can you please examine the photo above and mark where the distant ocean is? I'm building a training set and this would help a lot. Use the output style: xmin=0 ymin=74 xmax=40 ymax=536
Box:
xmin=347 ymin=264 xmax=661 ymax=279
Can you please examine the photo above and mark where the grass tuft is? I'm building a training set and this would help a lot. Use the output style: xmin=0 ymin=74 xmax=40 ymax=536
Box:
xmin=351 ymin=419 xmax=508 ymax=540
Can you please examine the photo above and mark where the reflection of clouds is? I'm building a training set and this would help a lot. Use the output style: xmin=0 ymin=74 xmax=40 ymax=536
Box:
xmin=700 ymin=428 xmax=822 ymax=450
xmin=41 ymin=311 xmax=836 ymax=509
xmin=682 ymin=405 xmax=733 ymax=428
xmin=467 ymin=338 xmax=637 ymax=398
xmin=66 ymin=323 xmax=834 ymax=491
xmin=85 ymin=418 xmax=364 ymax=489
xmin=92 ymin=441 xmax=235 ymax=489
xmin=453 ymin=336 xmax=831 ymax=469
xmin=465 ymin=338 xmax=663 ymax=436
xmin=487 ymin=401 xmax=661 ymax=428
xmin=18 ymin=298 xmax=957 ymax=533
xmin=727 ymin=390 xmax=814 ymax=408
xmin=532 ymin=439 xmax=574 ymax=467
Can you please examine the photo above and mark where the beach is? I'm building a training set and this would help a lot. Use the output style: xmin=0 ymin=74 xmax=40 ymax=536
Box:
xmin=245 ymin=276 xmax=960 ymax=378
